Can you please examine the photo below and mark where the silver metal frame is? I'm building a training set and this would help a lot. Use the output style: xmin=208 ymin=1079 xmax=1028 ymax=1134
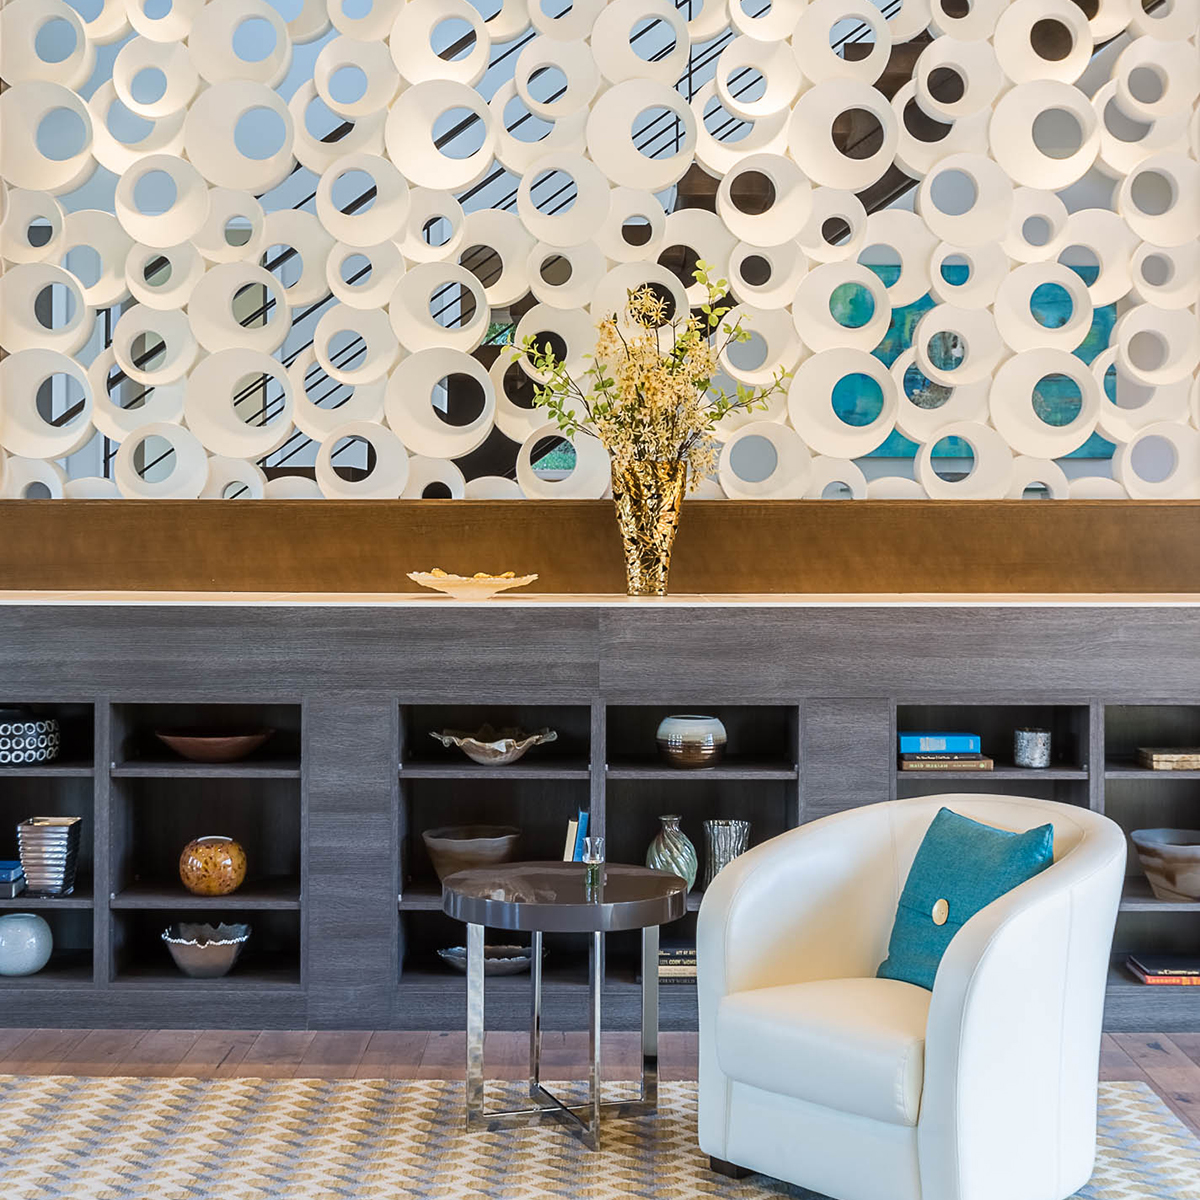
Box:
xmin=464 ymin=922 xmax=659 ymax=1150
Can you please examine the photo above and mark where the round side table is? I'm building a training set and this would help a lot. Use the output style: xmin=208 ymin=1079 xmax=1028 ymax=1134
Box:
xmin=442 ymin=860 xmax=687 ymax=1150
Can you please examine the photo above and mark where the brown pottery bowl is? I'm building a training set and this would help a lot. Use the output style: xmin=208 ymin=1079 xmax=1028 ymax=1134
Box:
xmin=422 ymin=825 xmax=520 ymax=882
xmin=1130 ymin=829 xmax=1200 ymax=901
xmin=156 ymin=728 xmax=274 ymax=763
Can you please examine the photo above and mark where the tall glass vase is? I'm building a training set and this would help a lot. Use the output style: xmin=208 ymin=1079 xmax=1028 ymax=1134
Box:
xmin=612 ymin=459 xmax=687 ymax=596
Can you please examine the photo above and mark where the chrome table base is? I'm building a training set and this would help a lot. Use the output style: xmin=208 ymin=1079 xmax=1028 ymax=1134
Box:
xmin=464 ymin=923 xmax=659 ymax=1150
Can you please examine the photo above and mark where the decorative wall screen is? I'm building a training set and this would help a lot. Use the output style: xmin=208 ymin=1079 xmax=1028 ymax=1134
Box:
xmin=0 ymin=0 xmax=1197 ymax=500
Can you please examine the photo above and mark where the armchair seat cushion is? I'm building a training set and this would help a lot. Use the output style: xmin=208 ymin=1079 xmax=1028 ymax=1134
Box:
xmin=715 ymin=977 xmax=931 ymax=1127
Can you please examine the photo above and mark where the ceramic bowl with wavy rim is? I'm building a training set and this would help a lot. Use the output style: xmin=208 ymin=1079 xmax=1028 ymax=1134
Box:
xmin=162 ymin=921 xmax=250 ymax=978
xmin=437 ymin=944 xmax=546 ymax=975
xmin=429 ymin=725 xmax=557 ymax=766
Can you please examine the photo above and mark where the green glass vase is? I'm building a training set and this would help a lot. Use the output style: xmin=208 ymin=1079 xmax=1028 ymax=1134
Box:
xmin=645 ymin=814 xmax=697 ymax=892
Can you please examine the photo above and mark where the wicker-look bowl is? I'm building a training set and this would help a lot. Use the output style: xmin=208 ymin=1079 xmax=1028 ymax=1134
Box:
xmin=1131 ymin=829 xmax=1200 ymax=901
xmin=422 ymin=825 xmax=520 ymax=882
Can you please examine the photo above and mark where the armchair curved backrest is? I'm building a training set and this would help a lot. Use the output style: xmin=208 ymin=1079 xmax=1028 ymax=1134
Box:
xmin=698 ymin=795 xmax=1127 ymax=1200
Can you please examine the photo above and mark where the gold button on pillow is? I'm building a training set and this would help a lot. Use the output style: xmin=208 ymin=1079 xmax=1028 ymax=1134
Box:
xmin=931 ymin=898 xmax=949 ymax=926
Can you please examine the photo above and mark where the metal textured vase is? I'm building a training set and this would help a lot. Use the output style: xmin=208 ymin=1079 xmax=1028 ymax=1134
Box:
xmin=703 ymin=819 xmax=751 ymax=889
xmin=646 ymin=814 xmax=697 ymax=892
xmin=612 ymin=460 xmax=687 ymax=597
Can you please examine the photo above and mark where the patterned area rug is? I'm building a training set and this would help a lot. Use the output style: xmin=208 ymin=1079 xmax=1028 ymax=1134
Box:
xmin=1 ymin=1076 xmax=1198 ymax=1199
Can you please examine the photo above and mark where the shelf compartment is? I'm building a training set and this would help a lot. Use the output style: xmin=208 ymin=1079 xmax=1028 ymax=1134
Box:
xmin=111 ymin=908 xmax=301 ymax=988
xmin=0 ymin=907 xmax=93 ymax=986
xmin=110 ymin=702 xmax=302 ymax=772
xmin=0 ymin=774 xmax=95 ymax=905
xmin=603 ymin=778 xmax=790 ymax=878
xmin=110 ymin=776 xmax=302 ymax=901
xmin=111 ymin=877 xmax=301 ymax=910
xmin=0 ymin=948 xmax=94 ymax=988
xmin=606 ymin=704 xmax=798 ymax=774
xmin=0 ymin=701 xmax=94 ymax=770
xmin=401 ymin=704 xmax=591 ymax=769
xmin=896 ymin=703 xmax=1089 ymax=771
xmin=1105 ymin=705 xmax=1200 ymax=767
xmin=401 ymin=777 xmax=588 ymax=892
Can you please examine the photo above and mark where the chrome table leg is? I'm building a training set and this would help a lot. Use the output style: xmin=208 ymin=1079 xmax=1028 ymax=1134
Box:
xmin=465 ymin=922 xmax=485 ymax=1130
xmin=640 ymin=923 xmax=659 ymax=1108
xmin=529 ymin=929 xmax=543 ymax=1099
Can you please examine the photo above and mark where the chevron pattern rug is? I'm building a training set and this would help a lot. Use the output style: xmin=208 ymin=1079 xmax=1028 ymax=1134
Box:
xmin=1 ymin=1076 xmax=1197 ymax=1199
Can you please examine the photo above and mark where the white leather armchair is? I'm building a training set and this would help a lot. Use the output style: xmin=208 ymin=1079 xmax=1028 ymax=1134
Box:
xmin=697 ymin=794 xmax=1125 ymax=1200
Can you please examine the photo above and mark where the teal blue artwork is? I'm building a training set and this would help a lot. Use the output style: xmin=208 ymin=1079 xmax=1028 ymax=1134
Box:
xmin=832 ymin=264 xmax=1117 ymax=458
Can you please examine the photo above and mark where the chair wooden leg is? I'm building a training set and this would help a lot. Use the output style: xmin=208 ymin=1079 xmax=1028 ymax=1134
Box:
xmin=709 ymin=1156 xmax=752 ymax=1180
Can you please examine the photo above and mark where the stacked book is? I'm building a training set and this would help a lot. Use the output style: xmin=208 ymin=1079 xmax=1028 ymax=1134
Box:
xmin=899 ymin=732 xmax=993 ymax=772
xmin=1136 ymin=748 xmax=1200 ymax=771
xmin=658 ymin=943 xmax=697 ymax=984
xmin=562 ymin=809 xmax=590 ymax=861
xmin=1127 ymin=954 xmax=1200 ymax=986
xmin=0 ymin=860 xmax=25 ymax=899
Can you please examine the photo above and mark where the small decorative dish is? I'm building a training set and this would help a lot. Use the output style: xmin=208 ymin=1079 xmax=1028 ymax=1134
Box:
xmin=155 ymin=728 xmax=275 ymax=763
xmin=423 ymin=825 xmax=521 ymax=881
xmin=162 ymin=922 xmax=251 ymax=978
xmin=407 ymin=569 xmax=538 ymax=601
xmin=437 ymin=944 xmax=545 ymax=975
xmin=430 ymin=725 xmax=557 ymax=766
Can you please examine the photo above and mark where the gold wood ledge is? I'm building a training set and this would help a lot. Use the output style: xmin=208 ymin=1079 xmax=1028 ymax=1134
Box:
xmin=1 ymin=499 xmax=1199 ymax=595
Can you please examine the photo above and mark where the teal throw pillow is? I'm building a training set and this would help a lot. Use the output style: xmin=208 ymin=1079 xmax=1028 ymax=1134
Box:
xmin=877 ymin=807 xmax=1054 ymax=991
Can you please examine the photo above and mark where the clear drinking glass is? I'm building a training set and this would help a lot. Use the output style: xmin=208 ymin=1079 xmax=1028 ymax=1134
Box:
xmin=583 ymin=836 xmax=605 ymax=898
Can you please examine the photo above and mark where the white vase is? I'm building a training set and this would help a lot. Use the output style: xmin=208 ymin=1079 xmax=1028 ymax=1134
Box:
xmin=0 ymin=912 xmax=53 ymax=975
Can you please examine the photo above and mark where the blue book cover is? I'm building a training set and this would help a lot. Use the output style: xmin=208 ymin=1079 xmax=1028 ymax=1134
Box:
xmin=0 ymin=862 xmax=23 ymax=882
xmin=899 ymin=733 xmax=981 ymax=754
xmin=573 ymin=810 xmax=589 ymax=861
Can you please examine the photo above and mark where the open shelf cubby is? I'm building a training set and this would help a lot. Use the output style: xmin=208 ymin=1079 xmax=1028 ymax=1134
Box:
xmin=110 ymin=703 xmax=302 ymax=775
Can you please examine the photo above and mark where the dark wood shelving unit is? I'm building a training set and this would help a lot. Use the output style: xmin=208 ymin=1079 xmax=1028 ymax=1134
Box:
xmin=4 ymin=609 xmax=1200 ymax=1032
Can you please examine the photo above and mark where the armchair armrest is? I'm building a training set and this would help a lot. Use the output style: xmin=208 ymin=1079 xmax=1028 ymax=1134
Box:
xmin=918 ymin=818 xmax=1125 ymax=1200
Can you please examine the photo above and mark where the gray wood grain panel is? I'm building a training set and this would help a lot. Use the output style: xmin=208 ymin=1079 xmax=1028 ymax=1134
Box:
xmin=802 ymin=699 xmax=892 ymax=821
xmin=303 ymin=693 xmax=398 ymax=1029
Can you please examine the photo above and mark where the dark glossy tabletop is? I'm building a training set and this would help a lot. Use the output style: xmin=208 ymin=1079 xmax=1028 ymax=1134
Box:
xmin=441 ymin=861 xmax=688 ymax=933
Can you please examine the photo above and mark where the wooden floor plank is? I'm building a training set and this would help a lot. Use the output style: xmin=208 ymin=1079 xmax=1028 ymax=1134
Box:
xmin=1099 ymin=1033 xmax=1150 ymax=1083
xmin=229 ymin=1031 xmax=314 ymax=1079
xmin=113 ymin=1030 xmax=202 ymax=1077
xmin=1137 ymin=1062 xmax=1200 ymax=1136
xmin=66 ymin=1029 xmax=150 ymax=1077
xmin=1111 ymin=1032 xmax=1197 ymax=1073
xmin=173 ymin=1030 xmax=261 ymax=1078
xmin=1 ymin=1028 xmax=92 ymax=1075
xmin=353 ymin=1031 xmax=429 ymax=1079
xmin=417 ymin=1031 xmax=465 ymax=1080
xmin=0 ymin=1028 xmax=35 ymax=1065
xmin=294 ymin=1031 xmax=372 ymax=1079
xmin=1167 ymin=1032 xmax=1200 ymax=1070
xmin=660 ymin=1032 xmax=699 ymax=1081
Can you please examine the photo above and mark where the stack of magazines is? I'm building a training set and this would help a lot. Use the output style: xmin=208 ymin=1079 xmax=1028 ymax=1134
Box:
xmin=1126 ymin=954 xmax=1200 ymax=985
xmin=658 ymin=943 xmax=697 ymax=984
xmin=899 ymin=732 xmax=993 ymax=772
